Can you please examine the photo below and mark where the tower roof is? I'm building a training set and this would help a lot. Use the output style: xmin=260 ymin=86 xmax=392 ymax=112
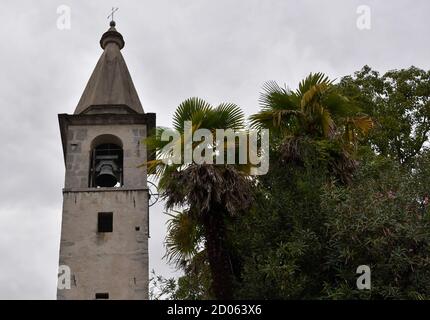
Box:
xmin=74 ymin=21 xmax=144 ymax=114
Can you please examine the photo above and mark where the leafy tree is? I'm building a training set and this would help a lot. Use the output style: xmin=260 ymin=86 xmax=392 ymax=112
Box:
xmin=150 ymin=68 xmax=430 ymax=300
xmin=230 ymin=70 xmax=430 ymax=299
xmin=338 ymin=65 xmax=430 ymax=165
xmin=229 ymin=150 xmax=430 ymax=299
xmin=174 ymin=251 xmax=213 ymax=300
xmin=320 ymin=154 xmax=430 ymax=299
xmin=149 ymin=270 xmax=177 ymax=300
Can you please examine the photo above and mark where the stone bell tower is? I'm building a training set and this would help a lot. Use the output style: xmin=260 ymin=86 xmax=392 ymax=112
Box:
xmin=57 ymin=21 xmax=155 ymax=300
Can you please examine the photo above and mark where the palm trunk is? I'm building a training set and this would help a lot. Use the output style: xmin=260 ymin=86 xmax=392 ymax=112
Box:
xmin=202 ymin=208 xmax=233 ymax=300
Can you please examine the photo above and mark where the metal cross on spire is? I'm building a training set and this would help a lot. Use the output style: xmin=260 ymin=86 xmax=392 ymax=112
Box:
xmin=107 ymin=7 xmax=119 ymax=23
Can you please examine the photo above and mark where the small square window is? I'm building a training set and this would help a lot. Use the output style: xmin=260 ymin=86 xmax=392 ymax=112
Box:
xmin=95 ymin=292 xmax=109 ymax=299
xmin=98 ymin=212 xmax=113 ymax=233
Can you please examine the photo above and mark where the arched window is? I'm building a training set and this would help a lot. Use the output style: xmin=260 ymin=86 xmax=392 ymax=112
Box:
xmin=89 ymin=135 xmax=124 ymax=188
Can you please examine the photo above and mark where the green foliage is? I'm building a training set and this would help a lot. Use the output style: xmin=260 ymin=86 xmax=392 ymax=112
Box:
xmin=320 ymin=154 xmax=430 ymax=299
xmin=144 ymin=97 xmax=247 ymax=179
xmin=149 ymin=270 xmax=177 ymax=300
xmin=229 ymin=152 xmax=430 ymax=299
xmin=164 ymin=210 xmax=203 ymax=268
xmin=338 ymin=65 xmax=430 ymax=165
xmin=153 ymin=67 xmax=430 ymax=300
xmin=250 ymin=72 xmax=372 ymax=184
xmin=149 ymin=253 xmax=213 ymax=300
xmin=174 ymin=251 xmax=213 ymax=300
xmin=146 ymin=97 xmax=254 ymax=300
xmin=230 ymin=151 xmax=329 ymax=299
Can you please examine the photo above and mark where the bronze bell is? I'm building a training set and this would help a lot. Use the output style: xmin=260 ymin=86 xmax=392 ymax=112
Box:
xmin=95 ymin=160 xmax=119 ymax=187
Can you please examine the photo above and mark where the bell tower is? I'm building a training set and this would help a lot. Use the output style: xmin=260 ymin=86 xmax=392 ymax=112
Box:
xmin=57 ymin=21 xmax=155 ymax=300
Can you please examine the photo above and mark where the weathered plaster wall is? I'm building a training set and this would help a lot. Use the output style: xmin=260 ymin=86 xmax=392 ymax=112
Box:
xmin=58 ymin=123 xmax=149 ymax=300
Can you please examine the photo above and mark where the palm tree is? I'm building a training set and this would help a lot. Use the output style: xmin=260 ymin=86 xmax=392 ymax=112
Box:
xmin=250 ymin=73 xmax=373 ymax=183
xmin=164 ymin=210 xmax=203 ymax=270
xmin=144 ymin=97 xmax=254 ymax=299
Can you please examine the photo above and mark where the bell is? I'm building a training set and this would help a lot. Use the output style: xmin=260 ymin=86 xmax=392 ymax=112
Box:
xmin=95 ymin=161 xmax=118 ymax=187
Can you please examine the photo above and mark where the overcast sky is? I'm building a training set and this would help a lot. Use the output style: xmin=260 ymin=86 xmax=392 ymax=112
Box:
xmin=0 ymin=0 xmax=429 ymax=299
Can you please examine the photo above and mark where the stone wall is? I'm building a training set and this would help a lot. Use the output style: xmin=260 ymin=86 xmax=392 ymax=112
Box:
xmin=58 ymin=189 xmax=149 ymax=300
xmin=58 ymin=122 xmax=149 ymax=300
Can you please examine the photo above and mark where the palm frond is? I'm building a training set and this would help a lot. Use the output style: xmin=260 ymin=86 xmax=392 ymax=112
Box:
xmin=349 ymin=115 xmax=374 ymax=134
xmin=163 ymin=164 xmax=253 ymax=216
xmin=213 ymin=103 xmax=245 ymax=130
xmin=300 ymin=83 xmax=330 ymax=110
xmin=249 ymin=109 xmax=302 ymax=131
xmin=172 ymin=97 xmax=212 ymax=132
xmin=251 ymin=81 xmax=302 ymax=131
xmin=164 ymin=210 xmax=203 ymax=268
xmin=259 ymin=81 xmax=299 ymax=111
xmin=320 ymin=108 xmax=336 ymax=138
xmin=297 ymin=72 xmax=332 ymax=96
xmin=322 ymin=91 xmax=360 ymax=118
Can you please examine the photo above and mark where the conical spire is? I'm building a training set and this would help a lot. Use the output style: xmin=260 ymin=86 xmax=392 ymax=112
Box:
xmin=74 ymin=22 xmax=144 ymax=114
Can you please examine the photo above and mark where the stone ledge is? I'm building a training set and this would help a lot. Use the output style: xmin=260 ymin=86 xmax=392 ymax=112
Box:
xmin=58 ymin=112 xmax=156 ymax=164
xmin=63 ymin=187 xmax=149 ymax=193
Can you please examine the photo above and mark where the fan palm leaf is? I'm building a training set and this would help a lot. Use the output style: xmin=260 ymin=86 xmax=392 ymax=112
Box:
xmin=250 ymin=72 xmax=373 ymax=183
xmin=142 ymin=97 xmax=254 ymax=300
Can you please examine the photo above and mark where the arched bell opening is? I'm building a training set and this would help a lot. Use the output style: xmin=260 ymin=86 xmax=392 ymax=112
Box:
xmin=89 ymin=135 xmax=124 ymax=188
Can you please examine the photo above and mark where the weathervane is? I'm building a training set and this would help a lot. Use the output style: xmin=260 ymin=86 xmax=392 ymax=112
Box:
xmin=107 ymin=7 xmax=119 ymax=24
